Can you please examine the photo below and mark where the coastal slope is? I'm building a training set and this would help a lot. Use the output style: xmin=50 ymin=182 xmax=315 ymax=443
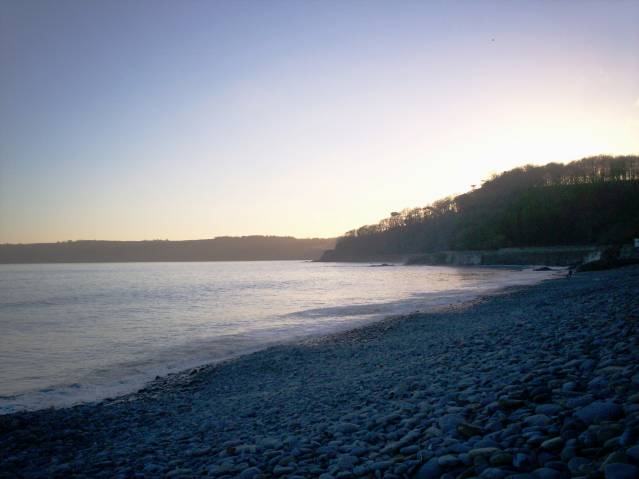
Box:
xmin=1 ymin=267 xmax=638 ymax=478
xmin=322 ymin=155 xmax=639 ymax=262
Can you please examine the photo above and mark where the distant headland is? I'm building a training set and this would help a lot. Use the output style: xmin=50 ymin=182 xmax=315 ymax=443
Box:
xmin=0 ymin=236 xmax=336 ymax=264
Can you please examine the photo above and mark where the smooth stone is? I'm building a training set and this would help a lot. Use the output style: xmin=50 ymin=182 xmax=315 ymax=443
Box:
xmin=438 ymin=455 xmax=460 ymax=467
xmin=349 ymin=446 xmax=369 ymax=457
xmin=532 ymin=467 xmax=560 ymax=479
xmin=566 ymin=395 xmax=594 ymax=408
xmin=439 ymin=414 xmax=465 ymax=432
xmin=273 ymin=465 xmax=295 ymax=475
xmin=540 ymin=437 xmax=563 ymax=451
xmin=544 ymin=461 xmax=570 ymax=475
xmin=598 ymin=424 xmax=624 ymax=444
xmin=143 ymin=464 xmax=163 ymax=473
xmin=588 ymin=376 xmax=608 ymax=391
xmin=481 ymin=468 xmax=507 ymax=479
xmin=425 ymin=426 xmax=442 ymax=437
xmin=567 ymin=457 xmax=591 ymax=474
xmin=474 ymin=439 xmax=500 ymax=449
xmin=524 ymin=414 xmax=552 ymax=427
xmin=620 ymin=429 xmax=637 ymax=447
xmin=238 ymin=467 xmax=262 ymax=479
xmin=400 ymin=445 xmax=419 ymax=455
xmin=604 ymin=451 xmax=628 ymax=466
xmin=415 ymin=457 xmax=442 ymax=479
xmin=535 ymin=404 xmax=562 ymax=416
xmin=458 ymin=423 xmax=483 ymax=438
xmin=604 ymin=464 xmax=639 ymax=479
xmin=166 ymin=469 xmax=193 ymax=478
xmin=498 ymin=398 xmax=525 ymax=410
xmin=369 ymin=461 xmax=393 ymax=471
xmin=575 ymin=401 xmax=623 ymax=424
xmin=352 ymin=465 xmax=369 ymax=476
xmin=490 ymin=453 xmax=513 ymax=467
xmin=335 ymin=423 xmax=359 ymax=434
xmin=337 ymin=455 xmax=358 ymax=470
xmin=580 ymin=359 xmax=597 ymax=372
xmin=560 ymin=444 xmax=576 ymax=462
xmin=605 ymin=437 xmax=622 ymax=451
xmin=627 ymin=446 xmax=639 ymax=462
xmin=469 ymin=448 xmax=501 ymax=459
xmin=513 ymin=453 xmax=533 ymax=470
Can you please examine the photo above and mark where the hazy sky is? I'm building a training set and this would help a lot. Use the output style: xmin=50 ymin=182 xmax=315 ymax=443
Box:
xmin=1 ymin=0 xmax=638 ymax=243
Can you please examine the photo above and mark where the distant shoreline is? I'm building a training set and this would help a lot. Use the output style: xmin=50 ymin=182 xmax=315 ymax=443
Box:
xmin=0 ymin=236 xmax=336 ymax=264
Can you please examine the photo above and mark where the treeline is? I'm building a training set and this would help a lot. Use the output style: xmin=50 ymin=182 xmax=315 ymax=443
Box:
xmin=0 ymin=236 xmax=336 ymax=263
xmin=324 ymin=155 xmax=639 ymax=260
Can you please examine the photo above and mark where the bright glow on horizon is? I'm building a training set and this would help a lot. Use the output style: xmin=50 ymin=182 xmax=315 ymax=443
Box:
xmin=1 ymin=0 xmax=638 ymax=243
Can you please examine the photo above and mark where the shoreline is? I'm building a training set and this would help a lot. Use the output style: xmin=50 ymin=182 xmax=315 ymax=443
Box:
xmin=0 ymin=264 xmax=559 ymax=415
xmin=1 ymin=266 xmax=638 ymax=478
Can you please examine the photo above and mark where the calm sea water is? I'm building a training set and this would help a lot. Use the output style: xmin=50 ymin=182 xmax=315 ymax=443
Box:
xmin=0 ymin=261 xmax=557 ymax=413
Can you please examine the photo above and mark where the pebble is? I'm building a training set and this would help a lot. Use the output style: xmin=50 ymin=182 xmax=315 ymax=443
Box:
xmin=604 ymin=463 xmax=639 ymax=479
xmin=540 ymin=437 xmax=563 ymax=451
xmin=415 ymin=457 xmax=441 ymax=479
xmin=238 ymin=466 xmax=262 ymax=479
xmin=575 ymin=401 xmax=624 ymax=424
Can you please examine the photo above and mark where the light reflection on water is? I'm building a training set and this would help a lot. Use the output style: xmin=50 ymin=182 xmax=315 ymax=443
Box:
xmin=0 ymin=261 xmax=557 ymax=412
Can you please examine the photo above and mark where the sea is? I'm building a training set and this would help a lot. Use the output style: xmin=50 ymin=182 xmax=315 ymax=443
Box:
xmin=0 ymin=261 xmax=558 ymax=413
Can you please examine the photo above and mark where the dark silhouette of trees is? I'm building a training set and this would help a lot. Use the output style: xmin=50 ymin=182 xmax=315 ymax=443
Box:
xmin=325 ymin=155 xmax=639 ymax=260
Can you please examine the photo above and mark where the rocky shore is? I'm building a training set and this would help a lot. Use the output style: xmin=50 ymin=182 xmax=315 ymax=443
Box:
xmin=1 ymin=266 xmax=638 ymax=479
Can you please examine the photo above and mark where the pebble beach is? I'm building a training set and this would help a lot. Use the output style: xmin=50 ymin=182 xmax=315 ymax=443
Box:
xmin=1 ymin=265 xmax=638 ymax=479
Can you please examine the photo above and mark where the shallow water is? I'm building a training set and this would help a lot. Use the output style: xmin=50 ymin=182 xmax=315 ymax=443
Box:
xmin=0 ymin=261 xmax=557 ymax=413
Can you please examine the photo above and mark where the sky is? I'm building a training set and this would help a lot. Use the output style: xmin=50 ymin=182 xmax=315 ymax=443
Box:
xmin=1 ymin=0 xmax=638 ymax=243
